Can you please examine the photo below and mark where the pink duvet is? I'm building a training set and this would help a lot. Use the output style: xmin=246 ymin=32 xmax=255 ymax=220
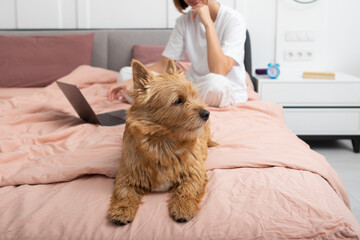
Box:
xmin=0 ymin=66 xmax=359 ymax=239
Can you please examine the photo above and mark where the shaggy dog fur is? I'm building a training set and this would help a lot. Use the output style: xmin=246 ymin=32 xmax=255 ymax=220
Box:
xmin=108 ymin=59 xmax=217 ymax=225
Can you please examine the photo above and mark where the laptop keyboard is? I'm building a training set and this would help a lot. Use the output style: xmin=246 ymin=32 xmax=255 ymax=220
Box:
xmin=97 ymin=113 xmax=125 ymax=126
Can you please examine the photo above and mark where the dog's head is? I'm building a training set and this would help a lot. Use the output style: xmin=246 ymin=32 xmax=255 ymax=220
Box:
xmin=128 ymin=59 xmax=210 ymax=133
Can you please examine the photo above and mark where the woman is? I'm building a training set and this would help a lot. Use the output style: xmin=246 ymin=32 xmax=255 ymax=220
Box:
xmin=108 ymin=0 xmax=247 ymax=108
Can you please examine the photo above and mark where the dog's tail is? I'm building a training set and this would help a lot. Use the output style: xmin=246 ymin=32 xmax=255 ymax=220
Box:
xmin=207 ymin=139 xmax=219 ymax=148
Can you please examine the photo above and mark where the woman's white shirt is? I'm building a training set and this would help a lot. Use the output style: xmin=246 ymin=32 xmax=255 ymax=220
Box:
xmin=162 ymin=4 xmax=248 ymax=104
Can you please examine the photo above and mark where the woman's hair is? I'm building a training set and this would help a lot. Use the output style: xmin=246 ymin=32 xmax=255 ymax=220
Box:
xmin=173 ymin=0 xmax=188 ymax=13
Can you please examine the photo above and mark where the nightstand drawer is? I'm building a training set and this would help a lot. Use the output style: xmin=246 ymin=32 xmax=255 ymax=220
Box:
xmin=260 ymin=82 xmax=360 ymax=106
xmin=283 ymin=108 xmax=360 ymax=135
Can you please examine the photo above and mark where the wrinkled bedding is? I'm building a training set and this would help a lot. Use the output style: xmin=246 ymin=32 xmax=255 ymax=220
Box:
xmin=0 ymin=66 xmax=359 ymax=239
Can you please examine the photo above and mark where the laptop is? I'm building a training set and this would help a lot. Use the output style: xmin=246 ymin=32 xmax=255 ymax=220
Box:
xmin=56 ymin=81 xmax=126 ymax=126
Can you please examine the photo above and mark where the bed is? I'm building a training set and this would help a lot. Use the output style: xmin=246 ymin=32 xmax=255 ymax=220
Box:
xmin=0 ymin=29 xmax=359 ymax=239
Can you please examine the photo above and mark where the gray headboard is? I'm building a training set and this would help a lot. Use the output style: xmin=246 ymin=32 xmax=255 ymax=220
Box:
xmin=0 ymin=29 xmax=255 ymax=88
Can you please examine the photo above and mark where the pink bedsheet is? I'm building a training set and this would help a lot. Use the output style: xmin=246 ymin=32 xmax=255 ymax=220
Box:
xmin=0 ymin=66 xmax=359 ymax=239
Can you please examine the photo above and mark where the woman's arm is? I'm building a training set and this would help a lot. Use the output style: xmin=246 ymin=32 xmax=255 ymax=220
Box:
xmin=192 ymin=4 xmax=235 ymax=76
xmin=205 ymin=22 xmax=235 ymax=75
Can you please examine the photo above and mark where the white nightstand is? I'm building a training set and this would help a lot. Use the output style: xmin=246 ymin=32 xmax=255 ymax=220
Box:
xmin=255 ymin=72 xmax=360 ymax=153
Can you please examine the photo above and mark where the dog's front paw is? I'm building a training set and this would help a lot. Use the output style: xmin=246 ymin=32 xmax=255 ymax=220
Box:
xmin=168 ymin=198 xmax=199 ymax=223
xmin=108 ymin=206 xmax=136 ymax=226
xmin=108 ymin=196 xmax=139 ymax=226
xmin=111 ymin=218 xmax=132 ymax=226
xmin=174 ymin=216 xmax=193 ymax=223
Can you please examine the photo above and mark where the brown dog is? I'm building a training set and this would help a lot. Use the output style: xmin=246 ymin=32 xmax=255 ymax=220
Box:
xmin=108 ymin=58 xmax=217 ymax=225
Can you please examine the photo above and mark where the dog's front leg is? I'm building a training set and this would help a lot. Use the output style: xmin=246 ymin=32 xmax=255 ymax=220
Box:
xmin=168 ymin=177 xmax=207 ymax=223
xmin=108 ymin=183 xmax=144 ymax=226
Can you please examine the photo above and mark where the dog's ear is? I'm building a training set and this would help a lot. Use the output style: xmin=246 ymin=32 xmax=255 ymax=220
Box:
xmin=165 ymin=58 xmax=178 ymax=76
xmin=131 ymin=59 xmax=153 ymax=90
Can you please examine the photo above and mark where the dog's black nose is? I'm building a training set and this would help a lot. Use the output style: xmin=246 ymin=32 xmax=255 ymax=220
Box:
xmin=199 ymin=109 xmax=210 ymax=121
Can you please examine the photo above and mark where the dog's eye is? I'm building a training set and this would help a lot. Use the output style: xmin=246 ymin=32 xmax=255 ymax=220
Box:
xmin=173 ymin=98 xmax=183 ymax=105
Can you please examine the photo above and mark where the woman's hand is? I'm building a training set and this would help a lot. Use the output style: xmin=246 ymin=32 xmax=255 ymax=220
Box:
xmin=192 ymin=4 xmax=212 ymax=27
xmin=107 ymin=79 xmax=133 ymax=102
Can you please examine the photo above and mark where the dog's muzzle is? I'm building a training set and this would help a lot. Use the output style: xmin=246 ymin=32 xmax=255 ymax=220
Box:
xmin=199 ymin=109 xmax=210 ymax=121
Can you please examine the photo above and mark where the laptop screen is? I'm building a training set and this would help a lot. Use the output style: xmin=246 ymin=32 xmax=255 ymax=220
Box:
xmin=56 ymin=81 xmax=101 ymax=125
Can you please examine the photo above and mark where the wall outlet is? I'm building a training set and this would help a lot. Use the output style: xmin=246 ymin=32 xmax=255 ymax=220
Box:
xmin=285 ymin=49 xmax=314 ymax=61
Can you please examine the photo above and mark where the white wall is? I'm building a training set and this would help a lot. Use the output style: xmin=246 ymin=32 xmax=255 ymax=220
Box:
xmin=0 ymin=0 xmax=359 ymax=77
xmin=326 ymin=0 xmax=360 ymax=78
xmin=275 ymin=0 xmax=328 ymax=71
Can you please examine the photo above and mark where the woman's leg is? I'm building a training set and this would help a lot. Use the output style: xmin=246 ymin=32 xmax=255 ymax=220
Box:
xmin=118 ymin=66 xmax=133 ymax=82
xmin=117 ymin=66 xmax=134 ymax=103
xmin=193 ymin=73 xmax=237 ymax=108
